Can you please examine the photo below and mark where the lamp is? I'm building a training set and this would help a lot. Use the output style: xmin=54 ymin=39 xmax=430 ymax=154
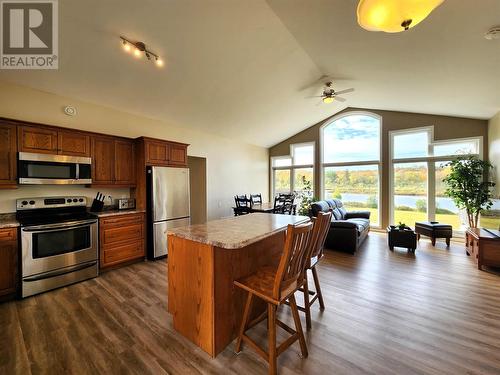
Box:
xmin=357 ymin=0 xmax=444 ymax=33
xmin=120 ymin=36 xmax=164 ymax=67
xmin=323 ymin=96 xmax=334 ymax=104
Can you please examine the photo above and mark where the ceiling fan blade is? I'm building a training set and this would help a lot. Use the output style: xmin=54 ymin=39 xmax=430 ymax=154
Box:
xmin=334 ymin=96 xmax=347 ymax=102
xmin=305 ymin=95 xmax=323 ymax=99
xmin=334 ymin=88 xmax=354 ymax=95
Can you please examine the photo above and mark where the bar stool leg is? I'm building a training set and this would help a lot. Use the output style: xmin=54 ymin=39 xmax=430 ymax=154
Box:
xmin=302 ymin=271 xmax=312 ymax=330
xmin=268 ymin=303 xmax=277 ymax=375
xmin=235 ymin=292 xmax=253 ymax=353
xmin=289 ymin=294 xmax=308 ymax=358
xmin=312 ymin=266 xmax=325 ymax=310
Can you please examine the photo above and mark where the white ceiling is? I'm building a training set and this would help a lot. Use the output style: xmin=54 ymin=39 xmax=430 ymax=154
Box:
xmin=1 ymin=0 xmax=499 ymax=147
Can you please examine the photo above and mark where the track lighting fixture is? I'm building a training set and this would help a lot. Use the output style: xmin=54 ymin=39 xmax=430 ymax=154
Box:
xmin=120 ymin=36 xmax=164 ymax=67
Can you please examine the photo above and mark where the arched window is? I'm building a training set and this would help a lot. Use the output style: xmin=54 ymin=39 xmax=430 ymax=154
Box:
xmin=321 ymin=112 xmax=381 ymax=226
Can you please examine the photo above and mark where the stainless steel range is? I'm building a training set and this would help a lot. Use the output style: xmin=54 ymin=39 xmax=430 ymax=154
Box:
xmin=16 ymin=196 xmax=98 ymax=298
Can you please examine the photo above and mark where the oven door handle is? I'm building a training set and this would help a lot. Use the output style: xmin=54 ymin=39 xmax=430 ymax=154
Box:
xmin=22 ymin=219 xmax=97 ymax=232
xmin=23 ymin=261 xmax=98 ymax=282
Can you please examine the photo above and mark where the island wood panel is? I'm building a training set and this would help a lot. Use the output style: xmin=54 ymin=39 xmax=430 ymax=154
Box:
xmin=168 ymin=236 xmax=214 ymax=355
xmin=58 ymin=131 xmax=91 ymax=157
xmin=168 ymin=230 xmax=286 ymax=358
xmin=17 ymin=125 xmax=58 ymax=154
xmin=0 ymin=122 xmax=17 ymax=186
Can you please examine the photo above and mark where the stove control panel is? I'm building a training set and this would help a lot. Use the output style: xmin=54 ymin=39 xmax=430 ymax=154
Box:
xmin=16 ymin=196 xmax=87 ymax=210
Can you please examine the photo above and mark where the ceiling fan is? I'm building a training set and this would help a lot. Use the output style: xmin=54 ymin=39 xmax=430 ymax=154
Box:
xmin=307 ymin=81 xmax=354 ymax=104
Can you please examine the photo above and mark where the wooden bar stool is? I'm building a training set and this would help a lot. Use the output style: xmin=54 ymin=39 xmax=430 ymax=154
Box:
xmin=234 ymin=222 xmax=313 ymax=375
xmin=299 ymin=211 xmax=332 ymax=329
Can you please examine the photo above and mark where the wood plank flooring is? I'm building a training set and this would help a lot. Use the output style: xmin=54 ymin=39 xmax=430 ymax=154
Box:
xmin=1 ymin=233 xmax=500 ymax=374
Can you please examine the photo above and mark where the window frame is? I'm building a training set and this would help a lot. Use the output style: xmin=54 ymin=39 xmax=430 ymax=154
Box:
xmin=389 ymin=126 xmax=483 ymax=232
xmin=320 ymin=111 xmax=382 ymax=228
xmin=271 ymin=141 xmax=315 ymax=197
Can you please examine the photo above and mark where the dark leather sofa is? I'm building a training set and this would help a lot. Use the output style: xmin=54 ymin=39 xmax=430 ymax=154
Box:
xmin=310 ymin=199 xmax=370 ymax=254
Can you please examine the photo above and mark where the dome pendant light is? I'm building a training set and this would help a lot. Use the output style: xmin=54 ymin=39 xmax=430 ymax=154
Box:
xmin=357 ymin=0 xmax=444 ymax=33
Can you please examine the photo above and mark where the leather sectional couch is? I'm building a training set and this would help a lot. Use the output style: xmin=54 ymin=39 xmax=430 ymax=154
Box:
xmin=310 ymin=199 xmax=370 ymax=254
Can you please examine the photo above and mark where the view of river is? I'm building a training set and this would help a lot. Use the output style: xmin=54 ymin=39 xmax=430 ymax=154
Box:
xmin=336 ymin=193 xmax=500 ymax=212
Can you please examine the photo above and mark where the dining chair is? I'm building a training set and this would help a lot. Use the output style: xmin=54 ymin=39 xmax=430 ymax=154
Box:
xmin=234 ymin=195 xmax=251 ymax=216
xmin=250 ymin=193 xmax=263 ymax=206
xmin=234 ymin=221 xmax=314 ymax=375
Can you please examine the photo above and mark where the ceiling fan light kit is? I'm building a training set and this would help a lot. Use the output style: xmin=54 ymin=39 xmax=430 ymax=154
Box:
xmin=357 ymin=0 xmax=444 ymax=33
xmin=120 ymin=36 xmax=164 ymax=67
xmin=307 ymin=81 xmax=354 ymax=104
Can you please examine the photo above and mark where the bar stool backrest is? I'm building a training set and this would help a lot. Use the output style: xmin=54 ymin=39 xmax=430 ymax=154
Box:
xmin=308 ymin=211 xmax=332 ymax=262
xmin=273 ymin=222 xmax=313 ymax=300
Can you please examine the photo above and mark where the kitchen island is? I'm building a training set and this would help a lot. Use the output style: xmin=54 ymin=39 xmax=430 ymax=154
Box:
xmin=167 ymin=213 xmax=309 ymax=357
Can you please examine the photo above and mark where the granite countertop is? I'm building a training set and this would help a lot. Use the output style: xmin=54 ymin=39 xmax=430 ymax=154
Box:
xmin=0 ymin=213 xmax=19 ymax=229
xmin=91 ymin=208 xmax=145 ymax=218
xmin=167 ymin=213 xmax=310 ymax=249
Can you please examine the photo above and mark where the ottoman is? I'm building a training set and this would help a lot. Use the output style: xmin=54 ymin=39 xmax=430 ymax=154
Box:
xmin=415 ymin=222 xmax=452 ymax=247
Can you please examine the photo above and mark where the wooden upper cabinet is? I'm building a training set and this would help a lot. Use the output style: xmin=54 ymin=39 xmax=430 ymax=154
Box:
xmin=0 ymin=122 xmax=17 ymax=186
xmin=58 ymin=131 xmax=91 ymax=157
xmin=168 ymin=143 xmax=188 ymax=166
xmin=92 ymin=136 xmax=115 ymax=185
xmin=145 ymin=140 xmax=169 ymax=165
xmin=143 ymin=138 xmax=188 ymax=167
xmin=18 ymin=125 xmax=58 ymax=154
xmin=18 ymin=125 xmax=90 ymax=157
xmin=114 ymin=139 xmax=135 ymax=185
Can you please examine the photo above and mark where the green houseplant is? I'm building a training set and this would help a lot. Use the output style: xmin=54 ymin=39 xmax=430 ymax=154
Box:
xmin=442 ymin=156 xmax=495 ymax=228
xmin=296 ymin=177 xmax=317 ymax=216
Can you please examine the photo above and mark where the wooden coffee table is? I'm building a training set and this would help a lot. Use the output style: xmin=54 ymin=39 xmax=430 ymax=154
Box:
xmin=387 ymin=227 xmax=417 ymax=253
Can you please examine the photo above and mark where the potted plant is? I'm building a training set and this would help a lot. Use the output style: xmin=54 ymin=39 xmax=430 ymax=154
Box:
xmin=296 ymin=177 xmax=317 ymax=216
xmin=443 ymin=156 xmax=495 ymax=228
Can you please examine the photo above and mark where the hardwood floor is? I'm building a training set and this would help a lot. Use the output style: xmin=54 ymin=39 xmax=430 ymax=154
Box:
xmin=2 ymin=233 xmax=500 ymax=374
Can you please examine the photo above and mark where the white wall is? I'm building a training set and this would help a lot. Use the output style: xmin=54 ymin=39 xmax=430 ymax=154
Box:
xmin=489 ymin=111 xmax=500 ymax=198
xmin=0 ymin=81 xmax=269 ymax=218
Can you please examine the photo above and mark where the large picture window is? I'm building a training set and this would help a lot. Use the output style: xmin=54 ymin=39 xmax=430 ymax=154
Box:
xmin=390 ymin=127 xmax=483 ymax=232
xmin=321 ymin=113 xmax=381 ymax=226
xmin=271 ymin=143 xmax=314 ymax=197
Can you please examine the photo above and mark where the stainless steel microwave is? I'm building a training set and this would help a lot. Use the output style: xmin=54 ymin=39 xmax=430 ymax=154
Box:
xmin=18 ymin=152 xmax=92 ymax=185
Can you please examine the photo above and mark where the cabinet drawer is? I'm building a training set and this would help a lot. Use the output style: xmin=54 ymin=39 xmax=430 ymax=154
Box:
xmin=100 ymin=213 xmax=144 ymax=227
xmin=0 ymin=228 xmax=17 ymax=241
xmin=102 ymin=223 xmax=143 ymax=246
xmin=102 ymin=241 xmax=144 ymax=266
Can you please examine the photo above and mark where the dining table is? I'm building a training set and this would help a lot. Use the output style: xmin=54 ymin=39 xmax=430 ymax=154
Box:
xmin=249 ymin=202 xmax=275 ymax=213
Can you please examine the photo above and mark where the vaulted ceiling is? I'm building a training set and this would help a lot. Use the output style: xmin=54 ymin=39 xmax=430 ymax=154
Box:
xmin=1 ymin=0 xmax=498 ymax=147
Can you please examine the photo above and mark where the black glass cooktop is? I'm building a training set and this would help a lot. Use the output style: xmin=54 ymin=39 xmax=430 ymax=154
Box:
xmin=16 ymin=207 xmax=97 ymax=227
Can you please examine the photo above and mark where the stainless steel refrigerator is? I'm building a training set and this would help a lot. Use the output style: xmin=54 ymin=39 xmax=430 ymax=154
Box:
xmin=147 ymin=166 xmax=190 ymax=259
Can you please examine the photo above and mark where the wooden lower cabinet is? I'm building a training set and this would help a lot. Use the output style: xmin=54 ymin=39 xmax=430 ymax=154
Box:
xmin=99 ymin=213 xmax=145 ymax=269
xmin=0 ymin=228 xmax=18 ymax=298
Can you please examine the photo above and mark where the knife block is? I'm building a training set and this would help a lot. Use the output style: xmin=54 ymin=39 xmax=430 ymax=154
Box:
xmin=90 ymin=198 xmax=104 ymax=212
